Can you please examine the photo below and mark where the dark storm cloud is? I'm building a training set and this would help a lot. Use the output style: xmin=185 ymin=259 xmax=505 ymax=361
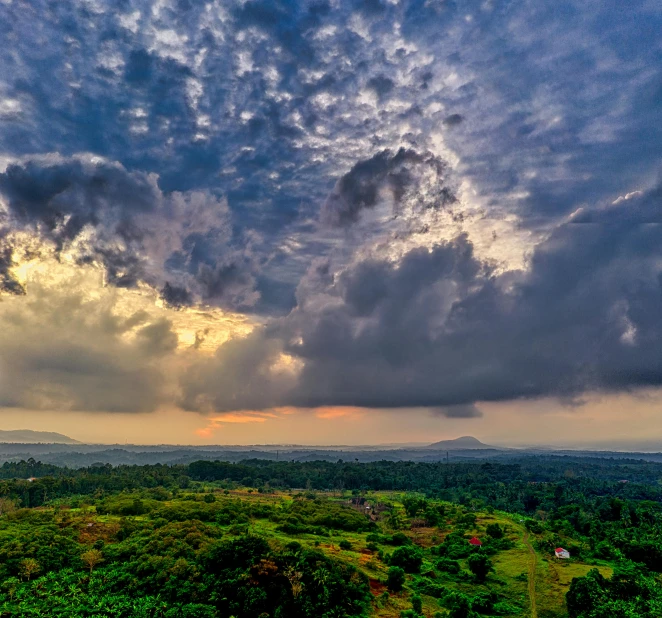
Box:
xmin=321 ymin=148 xmax=456 ymax=226
xmin=432 ymin=405 xmax=483 ymax=419
xmin=181 ymin=185 xmax=662 ymax=412
xmin=0 ymin=155 xmax=258 ymax=309
xmin=0 ymin=246 xmax=25 ymax=295
xmin=160 ymin=282 xmax=193 ymax=309
xmin=0 ymin=156 xmax=160 ymax=235
xmin=443 ymin=114 xmax=464 ymax=127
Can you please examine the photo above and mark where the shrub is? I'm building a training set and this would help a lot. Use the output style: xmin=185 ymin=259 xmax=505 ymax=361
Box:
xmin=471 ymin=590 xmax=497 ymax=613
xmin=467 ymin=552 xmax=494 ymax=583
xmin=390 ymin=546 xmax=423 ymax=573
xmin=436 ymin=558 xmax=461 ymax=574
xmin=387 ymin=566 xmax=406 ymax=592
xmin=445 ymin=591 xmax=477 ymax=618
xmin=387 ymin=532 xmax=412 ymax=546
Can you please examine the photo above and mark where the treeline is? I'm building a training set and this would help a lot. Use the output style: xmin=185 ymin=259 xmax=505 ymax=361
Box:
xmin=3 ymin=457 xmax=662 ymax=510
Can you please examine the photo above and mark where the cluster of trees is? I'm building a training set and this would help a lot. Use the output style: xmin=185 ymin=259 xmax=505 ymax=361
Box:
xmin=0 ymin=506 xmax=371 ymax=617
xmin=567 ymin=562 xmax=662 ymax=617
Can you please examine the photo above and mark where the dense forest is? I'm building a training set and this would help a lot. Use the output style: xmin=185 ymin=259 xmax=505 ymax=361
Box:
xmin=0 ymin=457 xmax=661 ymax=616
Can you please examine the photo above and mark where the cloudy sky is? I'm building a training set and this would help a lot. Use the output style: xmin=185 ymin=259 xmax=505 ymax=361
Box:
xmin=0 ymin=0 xmax=661 ymax=445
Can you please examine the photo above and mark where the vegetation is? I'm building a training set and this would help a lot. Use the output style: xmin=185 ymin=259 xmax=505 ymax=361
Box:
xmin=0 ymin=456 xmax=660 ymax=616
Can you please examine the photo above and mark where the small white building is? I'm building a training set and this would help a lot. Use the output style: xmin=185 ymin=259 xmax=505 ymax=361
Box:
xmin=555 ymin=547 xmax=570 ymax=559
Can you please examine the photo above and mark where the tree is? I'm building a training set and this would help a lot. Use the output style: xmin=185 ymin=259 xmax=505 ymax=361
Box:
xmin=0 ymin=497 xmax=16 ymax=516
xmin=81 ymin=549 xmax=104 ymax=574
xmin=402 ymin=496 xmax=428 ymax=518
xmin=390 ymin=546 xmax=423 ymax=573
xmin=486 ymin=523 xmax=504 ymax=539
xmin=387 ymin=566 xmax=406 ymax=592
xmin=2 ymin=577 xmax=20 ymax=601
xmin=19 ymin=557 xmax=41 ymax=581
xmin=411 ymin=593 xmax=423 ymax=614
xmin=566 ymin=569 xmax=608 ymax=617
xmin=467 ymin=552 xmax=494 ymax=583
xmin=386 ymin=509 xmax=405 ymax=531
xmin=446 ymin=592 xmax=476 ymax=618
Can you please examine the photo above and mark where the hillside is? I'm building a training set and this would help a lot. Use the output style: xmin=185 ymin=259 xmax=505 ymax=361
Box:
xmin=425 ymin=436 xmax=499 ymax=450
xmin=0 ymin=429 xmax=79 ymax=444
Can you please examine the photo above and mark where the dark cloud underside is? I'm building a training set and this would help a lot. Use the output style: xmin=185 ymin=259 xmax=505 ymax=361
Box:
xmin=0 ymin=0 xmax=660 ymax=415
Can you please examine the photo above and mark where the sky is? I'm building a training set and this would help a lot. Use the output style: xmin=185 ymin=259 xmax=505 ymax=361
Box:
xmin=0 ymin=0 xmax=661 ymax=446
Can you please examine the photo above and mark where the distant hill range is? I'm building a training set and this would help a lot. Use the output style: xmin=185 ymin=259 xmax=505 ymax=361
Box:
xmin=0 ymin=430 xmax=80 ymax=444
xmin=425 ymin=436 xmax=498 ymax=450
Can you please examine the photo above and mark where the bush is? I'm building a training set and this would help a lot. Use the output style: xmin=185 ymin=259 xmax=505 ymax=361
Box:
xmin=339 ymin=539 xmax=352 ymax=550
xmin=486 ymin=523 xmax=504 ymax=539
xmin=467 ymin=552 xmax=494 ymax=583
xmin=444 ymin=591 xmax=477 ymax=618
xmin=387 ymin=566 xmax=406 ymax=592
xmin=436 ymin=558 xmax=461 ymax=574
xmin=471 ymin=590 xmax=497 ymax=613
xmin=387 ymin=532 xmax=412 ymax=546
xmin=389 ymin=546 xmax=423 ymax=573
xmin=412 ymin=579 xmax=447 ymax=598
xmin=524 ymin=520 xmax=543 ymax=534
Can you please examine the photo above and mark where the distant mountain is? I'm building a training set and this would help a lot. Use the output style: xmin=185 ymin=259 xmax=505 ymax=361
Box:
xmin=0 ymin=430 xmax=80 ymax=444
xmin=425 ymin=436 xmax=498 ymax=450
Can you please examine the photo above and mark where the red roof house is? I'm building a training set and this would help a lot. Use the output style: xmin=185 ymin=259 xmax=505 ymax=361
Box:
xmin=555 ymin=548 xmax=570 ymax=559
xmin=469 ymin=537 xmax=482 ymax=546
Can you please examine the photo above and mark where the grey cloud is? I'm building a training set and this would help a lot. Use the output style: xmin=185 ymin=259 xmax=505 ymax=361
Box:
xmin=180 ymin=185 xmax=662 ymax=412
xmin=431 ymin=405 xmax=483 ymax=419
xmin=0 ymin=282 xmax=177 ymax=413
xmin=367 ymin=75 xmax=395 ymax=101
xmin=0 ymin=155 xmax=259 ymax=309
xmin=0 ymin=155 xmax=160 ymax=238
xmin=179 ymin=331 xmax=295 ymax=413
xmin=443 ymin=114 xmax=464 ymax=127
xmin=197 ymin=261 xmax=260 ymax=309
xmin=321 ymin=148 xmax=456 ymax=227
xmin=160 ymin=282 xmax=193 ymax=309
xmin=0 ymin=246 xmax=25 ymax=295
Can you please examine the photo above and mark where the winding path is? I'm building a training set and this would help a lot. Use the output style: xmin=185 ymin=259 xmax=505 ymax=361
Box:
xmin=522 ymin=529 xmax=538 ymax=618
